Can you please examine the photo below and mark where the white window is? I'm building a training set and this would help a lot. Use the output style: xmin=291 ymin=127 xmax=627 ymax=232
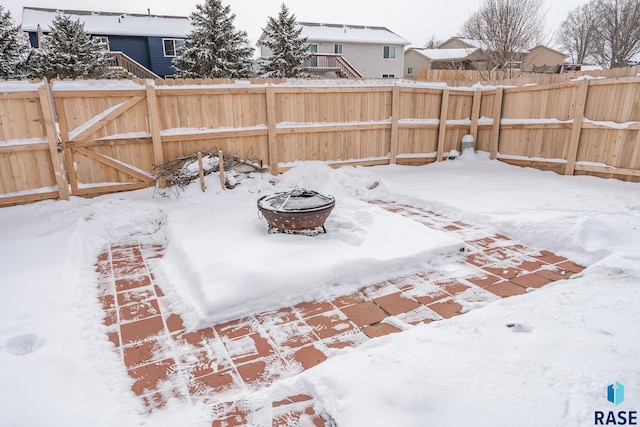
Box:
xmin=382 ymin=74 xmax=395 ymax=78
xmin=93 ymin=36 xmax=110 ymax=51
xmin=383 ymin=46 xmax=396 ymax=59
xmin=308 ymin=44 xmax=318 ymax=67
xmin=163 ymin=38 xmax=185 ymax=57
xmin=334 ymin=44 xmax=343 ymax=54
xmin=407 ymin=66 xmax=413 ymax=74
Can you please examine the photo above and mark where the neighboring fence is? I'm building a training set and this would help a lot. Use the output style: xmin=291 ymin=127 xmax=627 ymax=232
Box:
xmin=1 ymin=76 xmax=639 ymax=206
xmin=417 ymin=65 xmax=640 ymax=87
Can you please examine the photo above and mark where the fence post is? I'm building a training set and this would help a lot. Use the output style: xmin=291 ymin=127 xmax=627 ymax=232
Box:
xmin=265 ymin=87 xmax=279 ymax=174
xmin=489 ymin=87 xmax=504 ymax=160
xmin=145 ymin=80 xmax=165 ymax=186
xmin=469 ymin=89 xmax=482 ymax=143
xmin=565 ymin=80 xmax=589 ymax=176
xmin=218 ymin=149 xmax=226 ymax=190
xmin=38 ymin=80 xmax=70 ymax=201
xmin=389 ymin=86 xmax=400 ymax=164
xmin=436 ymin=89 xmax=450 ymax=161
xmin=49 ymin=84 xmax=79 ymax=195
xmin=197 ymin=152 xmax=206 ymax=192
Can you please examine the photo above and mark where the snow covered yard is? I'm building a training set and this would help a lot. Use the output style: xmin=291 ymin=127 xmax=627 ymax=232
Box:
xmin=0 ymin=151 xmax=639 ymax=426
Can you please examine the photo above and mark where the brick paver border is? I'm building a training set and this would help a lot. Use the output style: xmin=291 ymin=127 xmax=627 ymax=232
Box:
xmin=95 ymin=200 xmax=585 ymax=425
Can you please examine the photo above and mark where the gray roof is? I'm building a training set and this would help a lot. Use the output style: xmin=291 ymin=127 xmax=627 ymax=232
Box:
xmin=264 ymin=22 xmax=411 ymax=46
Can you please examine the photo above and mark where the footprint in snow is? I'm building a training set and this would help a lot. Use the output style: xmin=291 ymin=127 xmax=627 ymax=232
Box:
xmin=4 ymin=333 xmax=45 ymax=356
xmin=505 ymin=323 xmax=532 ymax=333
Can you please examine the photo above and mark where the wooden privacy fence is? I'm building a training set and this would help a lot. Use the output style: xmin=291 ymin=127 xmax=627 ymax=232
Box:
xmin=417 ymin=65 xmax=640 ymax=87
xmin=1 ymin=76 xmax=640 ymax=206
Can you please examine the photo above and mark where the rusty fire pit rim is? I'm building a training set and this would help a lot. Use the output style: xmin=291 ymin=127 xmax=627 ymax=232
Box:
xmin=256 ymin=188 xmax=335 ymax=214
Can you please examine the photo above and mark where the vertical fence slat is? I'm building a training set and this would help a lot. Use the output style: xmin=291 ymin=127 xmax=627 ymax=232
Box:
xmin=565 ymin=80 xmax=589 ymax=176
xmin=436 ymin=89 xmax=449 ymax=161
xmin=145 ymin=81 xmax=164 ymax=187
xmin=53 ymin=93 xmax=80 ymax=195
xmin=265 ymin=87 xmax=278 ymax=174
xmin=470 ymin=90 xmax=482 ymax=143
xmin=389 ymin=86 xmax=400 ymax=164
xmin=489 ymin=88 xmax=504 ymax=160
xmin=38 ymin=82 xmax=70 ymax=200
xmin=631 ymin=130 xmax=640 ymax=172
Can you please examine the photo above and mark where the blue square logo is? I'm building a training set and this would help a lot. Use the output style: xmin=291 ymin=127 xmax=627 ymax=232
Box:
xmin=608 ymin=382 xmax=625 ymax=406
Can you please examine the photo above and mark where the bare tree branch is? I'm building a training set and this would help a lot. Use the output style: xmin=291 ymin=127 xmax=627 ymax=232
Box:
xmin=461 ymin=0 xmax=548 ymax=76
xmin=423 ymin=34 xmax=442 ymax=49
xmin=558 ymin=3 xmax=598 ymax=64
xmin=591 ymin=0 xmax=640 ymax=68
xmin=151 ymin=150 xmax=263 ymax=191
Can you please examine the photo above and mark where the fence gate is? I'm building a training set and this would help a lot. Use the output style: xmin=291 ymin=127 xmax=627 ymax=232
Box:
xmin=54 ymin=86 xmax=156 ymax=197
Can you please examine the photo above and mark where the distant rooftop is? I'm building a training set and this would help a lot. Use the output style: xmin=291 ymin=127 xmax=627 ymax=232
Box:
xmin=410 ymin=47 xmax=478 ymax=61
xmin=295 ymin=22 xmax=410 ymax=45
xmin=21 ymin=6 xmax=191 ymax=38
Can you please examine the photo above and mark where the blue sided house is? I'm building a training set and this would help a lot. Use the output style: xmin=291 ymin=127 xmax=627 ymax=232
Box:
xmin=21 ymin=7 xmax=192 ymax=78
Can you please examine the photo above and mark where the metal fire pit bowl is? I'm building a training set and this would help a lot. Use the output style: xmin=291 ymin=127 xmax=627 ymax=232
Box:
xmin=257 ymin=188 xmax=335 ymax=235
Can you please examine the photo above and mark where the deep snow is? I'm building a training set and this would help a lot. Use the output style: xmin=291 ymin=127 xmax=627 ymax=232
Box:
xmin=0 ymin=151 xmax=639 ymax=426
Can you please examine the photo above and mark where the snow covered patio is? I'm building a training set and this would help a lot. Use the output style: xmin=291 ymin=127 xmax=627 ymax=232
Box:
xmin=97 ymin=199 xmax=584 ymax=425
xmin=1 ymin=152 xmax=639 ymax=427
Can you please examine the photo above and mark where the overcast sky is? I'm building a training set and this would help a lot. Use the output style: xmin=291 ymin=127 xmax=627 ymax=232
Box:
xmin=4 ymin=0 xmax=590 ymax=48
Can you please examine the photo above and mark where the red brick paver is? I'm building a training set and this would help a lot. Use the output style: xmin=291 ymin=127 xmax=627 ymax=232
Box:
xmin=95 ymin=200 xmax=585 ymax=424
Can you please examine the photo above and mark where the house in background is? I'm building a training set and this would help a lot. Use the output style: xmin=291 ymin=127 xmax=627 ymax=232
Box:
xmin=437 ymin=37 xmax=498 ymax=71
xmin=404 ymin=47 xmax=482 ymax=78
xmin=21 ymin=7 xmax=192 ymax=78
xmin=436 ymin=37 xmax=567 ymax=73
xmin=258 ymin=22 xmax=411 ymax=78
xmin=522 ymin=45 xmax=568 ymax=73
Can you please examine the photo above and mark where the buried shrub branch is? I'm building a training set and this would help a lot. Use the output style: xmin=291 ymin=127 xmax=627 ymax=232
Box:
xmin=151 ymin=149 xmax=264 ymax=192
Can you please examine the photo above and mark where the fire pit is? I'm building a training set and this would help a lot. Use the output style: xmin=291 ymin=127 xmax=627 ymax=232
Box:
xmin=257 ymin=188 xmax=335 ymax=235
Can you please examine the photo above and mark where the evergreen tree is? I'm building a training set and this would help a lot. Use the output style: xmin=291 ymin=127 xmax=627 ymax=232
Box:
xmin=0 ymin=6 xmax=32 ymax=79
xmin=33 ymin=14 xmax=110 ymax=79
xmin=258 ymin=3 xmax=311 ymax=78
xmin=173 ymin=0 xmax=254 ymax=78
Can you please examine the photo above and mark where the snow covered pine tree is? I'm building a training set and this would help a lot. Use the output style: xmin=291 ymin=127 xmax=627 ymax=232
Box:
xmin=0 ymin=6 xmax=33 ymax=79
xmin=173 ymin=0 xmax=254 ymax=79
xmin=32 ymin=14 xmax=110 ymax=79
xmin=258 ymin=3 xmax=312 ymax=78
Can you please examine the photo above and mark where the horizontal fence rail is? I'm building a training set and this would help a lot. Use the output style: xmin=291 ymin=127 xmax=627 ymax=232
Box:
xmin=1 ymin=76 xmax=639 ymax=206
